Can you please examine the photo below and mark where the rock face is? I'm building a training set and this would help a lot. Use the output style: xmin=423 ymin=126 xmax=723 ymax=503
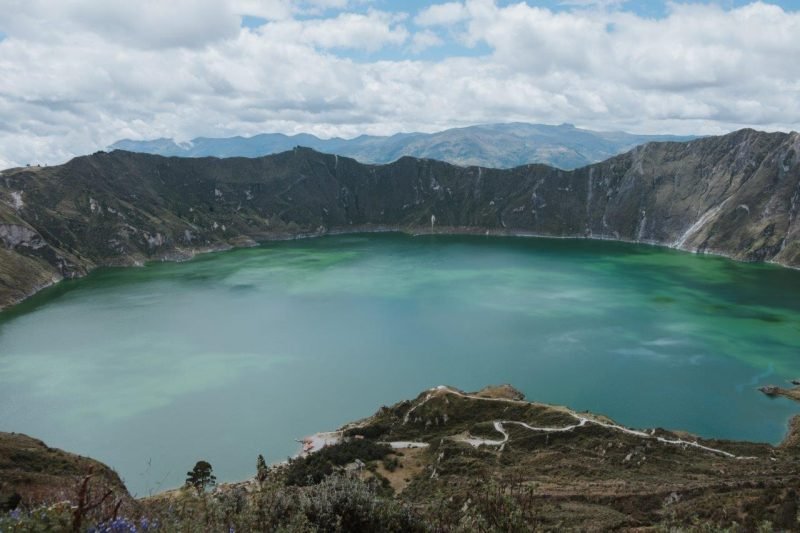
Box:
xmin=1 ymin=128 xmax=798 ymax=310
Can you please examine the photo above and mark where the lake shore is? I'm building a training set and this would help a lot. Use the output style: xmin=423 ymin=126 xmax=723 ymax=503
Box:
xmin=3 ymin=224 xmax=798 ymax=314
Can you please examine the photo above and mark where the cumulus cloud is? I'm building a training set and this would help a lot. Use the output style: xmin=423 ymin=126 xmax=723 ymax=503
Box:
xmin=0 ymin=0 xmax=798 ymax=168
xmin=259 ymin=10 xmax=409 ymax=51
xmin=414 ymin=2 xmax=469 ymax=26
xmin=409 ymin=30 xmax=445 ymax=53
xmin=230 ymin=0 xmax=368 ymax=20
xmin=559 ymin=0 xmax=629 ymax=7
xmin=0 ymin=0 xmax=241 ymax=48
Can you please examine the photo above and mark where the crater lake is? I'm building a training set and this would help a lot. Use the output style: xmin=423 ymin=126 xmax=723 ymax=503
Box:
xmin=1 ymin=233 xmax=799 ymax=495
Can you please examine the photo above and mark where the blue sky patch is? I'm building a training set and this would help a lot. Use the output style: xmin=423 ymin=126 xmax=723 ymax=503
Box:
xmin=371 ymin=0 xmax=797 ymax=19
xmin=241 ymin=15 xmax=267 ymax=29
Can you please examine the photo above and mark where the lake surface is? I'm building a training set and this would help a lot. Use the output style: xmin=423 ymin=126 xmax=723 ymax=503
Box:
xmin=1 ymin=233 xmax=799 ymax=496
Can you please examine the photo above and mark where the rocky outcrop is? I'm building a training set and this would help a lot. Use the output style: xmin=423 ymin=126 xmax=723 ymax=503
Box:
xmin=760 ymin=384 xmax=800 ymax=402
xmin=0 ymin=224 xmax=44 ymax=250
xmin=0 ymin=128 xmax=798 ymax=310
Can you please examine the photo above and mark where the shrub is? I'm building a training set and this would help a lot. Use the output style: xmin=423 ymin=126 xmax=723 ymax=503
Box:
xmin=285 ymin=452 xmax=335 ymax=487
xmin=382 ymin=456 xmax=400 ymax=473
xmin=344 ymin=424 xmax=390 ymax=440
xmin=298 ymin=474 xmax=424 ymax=532
xmin=285 ymin=440 xmax=392 ymax=487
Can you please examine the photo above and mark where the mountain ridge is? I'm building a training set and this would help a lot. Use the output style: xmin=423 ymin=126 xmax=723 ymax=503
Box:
xmin=1 ymin=128 xmax=798 ymax=311
xmin=108 ymin=122 xmax=696 ymax=170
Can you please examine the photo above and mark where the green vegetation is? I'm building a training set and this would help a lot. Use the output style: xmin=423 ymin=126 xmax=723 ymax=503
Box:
xmin=3 ymin=386 xmax=800 ymax=530
xmin=285 ymin=440 xmax=392 ymax=487
xmin=1 ymin=473 xmax=423 ymax=532
xmin=185 ymin=460 xmax=216 ymax=494
xmin=3 ymin=472 xmax=794 ymax=532
xmin=256 ymin=454 xmax=269 ymax=484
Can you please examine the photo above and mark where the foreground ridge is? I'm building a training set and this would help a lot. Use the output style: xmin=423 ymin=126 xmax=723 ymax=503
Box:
xmin=3 ymin=384 xmax=800 ymax=530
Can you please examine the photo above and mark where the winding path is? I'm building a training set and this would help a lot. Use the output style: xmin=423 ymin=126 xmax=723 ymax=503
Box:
xmin=431 ymin=386 xmax=756 ymax=460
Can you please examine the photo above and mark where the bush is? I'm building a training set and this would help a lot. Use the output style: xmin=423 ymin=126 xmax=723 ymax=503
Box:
xmin=382 ymin=456 xmax=400 ymax=472
xmin=285 ymin=439 xmax=392 ymax=487
xmin=344 ymin=424 xmax=390 ymax=440
xmin=285 ymin=453 xmax=335 ymax=487
xmin=298 ymin=474 xmax=424 ymax=532
xmin=94 ymin=474 xmax=423 ymax=532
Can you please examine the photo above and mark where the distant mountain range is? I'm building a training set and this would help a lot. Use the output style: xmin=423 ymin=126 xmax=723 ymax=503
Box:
xmin=109 ymin=123 xmax=696 ymax=170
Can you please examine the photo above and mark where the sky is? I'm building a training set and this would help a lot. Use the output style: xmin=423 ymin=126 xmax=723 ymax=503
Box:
xmin=0 ymin=0 xmax=799 ymax=168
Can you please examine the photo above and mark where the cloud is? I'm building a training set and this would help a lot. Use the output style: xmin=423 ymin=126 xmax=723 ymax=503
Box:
xmin=0 ymin=0 xmax=242 ymax=48
xmin=559 ymin=0 xmax=629 ymax=7
xmin=414 ymin=2 xmax=469 ymax=26
xmin=409 ymin=30 xmax=445 ymax=53
xmin=231 ymin=0 xmax=365 ymax=20
xmin=0 ymin=0 xmax=799 ymax=168
xmin=259 ymin=10 xmax=409 ymax=51
xmin=231 ymin=0 xmax=294 ymax=20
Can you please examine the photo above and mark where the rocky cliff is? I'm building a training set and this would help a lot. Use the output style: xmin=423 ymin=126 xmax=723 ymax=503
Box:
xmin=1 ymin=128 xmax=798 ymax=310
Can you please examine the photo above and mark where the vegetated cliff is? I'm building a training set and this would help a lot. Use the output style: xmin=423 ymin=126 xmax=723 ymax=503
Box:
xmin=0 ymin=128 xmax=798 ymax=310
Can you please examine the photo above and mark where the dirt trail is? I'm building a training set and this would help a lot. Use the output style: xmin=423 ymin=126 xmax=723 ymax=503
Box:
xmin=435 ymin=386 xmax=756 ymax=460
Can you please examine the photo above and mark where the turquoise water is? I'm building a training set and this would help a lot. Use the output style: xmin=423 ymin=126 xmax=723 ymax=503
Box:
xmin=1 ymin=233 xmax=799 ymax=496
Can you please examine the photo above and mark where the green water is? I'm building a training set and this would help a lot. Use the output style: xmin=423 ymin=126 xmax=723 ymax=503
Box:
xmin=1 ymin=233 xmax=799 ymax=495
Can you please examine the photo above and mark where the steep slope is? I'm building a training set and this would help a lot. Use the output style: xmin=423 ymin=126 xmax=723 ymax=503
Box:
xmin=1 ymin=128 xmax=798 ymax=310
xmin=0 ymin=432 xmax=133 ymax=511
xmin=109 ymin=123 xmax=695 ymax=170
